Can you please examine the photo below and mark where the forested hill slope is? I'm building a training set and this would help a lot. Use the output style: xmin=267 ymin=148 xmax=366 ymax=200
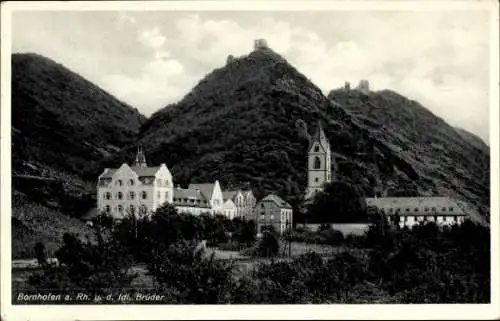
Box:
xmin=11 ymin=53 xmax=146 ymax=178
xmin=454 ymin=127 xmax=489 ymax=154
xmin=328 ymin=88 xmax=489 ymax=220
xmin=88 ymin=46 xmax=489 ymax=220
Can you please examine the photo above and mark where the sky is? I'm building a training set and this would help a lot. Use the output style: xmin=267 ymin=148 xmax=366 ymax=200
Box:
xmin=11 ymin=8 xmax=492 ymax=143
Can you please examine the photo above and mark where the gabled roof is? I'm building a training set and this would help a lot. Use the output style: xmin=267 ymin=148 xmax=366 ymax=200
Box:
xmin=222 ymin=190 xmax=238 ymax=201
xmin=173 ymin=188 xmax=210 ymax=208
xmin=130 ymin=166 xmax=161 ymax=177
xmin=261 ymin=194 xmax=292 ymax=209
xmin=365 ymin=196 xmax=467 ymax=216
xmin=99 ymin=165 xmax=161 ymax=179
xmin=99 ymin=169 xmax=117 ymax=179
xmin=188 ymin=183 xmax=216 ymax=200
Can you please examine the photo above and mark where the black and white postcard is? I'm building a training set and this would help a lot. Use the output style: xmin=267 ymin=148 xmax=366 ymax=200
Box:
xmin=1 ymin=1 xmax=499 ymax=320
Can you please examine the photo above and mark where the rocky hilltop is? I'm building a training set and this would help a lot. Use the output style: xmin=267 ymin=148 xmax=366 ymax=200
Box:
xmin=328 ymin=87 xmax=489 ymax=221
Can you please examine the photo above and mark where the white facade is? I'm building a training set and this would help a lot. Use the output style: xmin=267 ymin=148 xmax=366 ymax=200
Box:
xmin=223 ymin=189 xmax=257 ymax=220
xmin=222 ymin=199 xmax=237 ymax=220
xmin=366 ymin=196 xmax=469 ymax=229
xmin=97 ymin=163 xmax=173 ymax=220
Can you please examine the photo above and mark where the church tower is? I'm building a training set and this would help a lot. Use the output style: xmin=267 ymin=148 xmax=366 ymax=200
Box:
xmin=305 ymin=121 xmax=332 ymax=200
xmin=133 ymin=145 xmax=147 ymax=168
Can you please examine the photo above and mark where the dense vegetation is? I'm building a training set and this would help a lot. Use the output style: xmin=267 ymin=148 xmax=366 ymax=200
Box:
xmin=86 ymin=47 xmax=489 ymax=225
xmin=306 ymin=181 xmax=368 ymax=223
xmin=19 ymin=203 xmax=490 ymax=304
xmin=12 ymin=53 xmax=145 ymax=177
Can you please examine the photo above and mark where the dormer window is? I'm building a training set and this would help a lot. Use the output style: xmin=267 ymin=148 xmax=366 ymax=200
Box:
xmin=128 ymin=179 xmax=134 ymax=186
xmin=314 ymin=145 xmax=319 ymax=152
xmin=116 ymin=180 xmax=123 ymax=187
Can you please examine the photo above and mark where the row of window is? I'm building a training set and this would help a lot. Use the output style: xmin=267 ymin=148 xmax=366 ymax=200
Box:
xmin=388 ymin=215 xmax=460 ymax=223
xmin=104 ymin=204 xmax=149 ymax=215
xmin=104 ymin=191 xmax=170 ymax=201
xmin=382 ymin=206 xmax=454 ymax=214
xmin=113 ymin=178 xmax=170 ymax=187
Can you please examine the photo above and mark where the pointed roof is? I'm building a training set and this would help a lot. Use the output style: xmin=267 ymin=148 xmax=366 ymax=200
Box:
xmin=261 ymin=194 xmax=292 ymax=209
xmin=222 ymin=190 xmax=239 ymax=201
xmin=310 ymin=121 xmax=330 ymax=152
xmin=188 ymin=182 xmax=217 ymax=200
xmin=134 ymin=145 xmax=147 ymax=167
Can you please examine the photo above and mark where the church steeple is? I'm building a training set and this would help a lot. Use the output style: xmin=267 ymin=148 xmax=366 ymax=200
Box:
xmin=134 ymin=145 xmax=147 ymax=168
xmin=305 ymin=121 xmax=332 ymax=200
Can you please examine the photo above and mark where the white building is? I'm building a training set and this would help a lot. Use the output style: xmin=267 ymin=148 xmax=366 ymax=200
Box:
xmin=255 ymin=194 xmax=293 ymax=235
xmin=222 ymin=189 xmax=257 ymax=220
xmin=97 ymin=146 xmax=174 ymax=220
xmin=365 ymin=196 xmax=469 ymax=228
xmin=173 ymin=180 xmax=225 ymax=216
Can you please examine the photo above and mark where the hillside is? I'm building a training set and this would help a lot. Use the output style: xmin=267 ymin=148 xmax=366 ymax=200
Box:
xmin=454 ymin=127 xmax=489 ymax=154
xmin=11 ymin=53 xmax=146 ymax=179
xmin=11 ymin=53 xmax=145 ymax=257
xmin=88 ymin=45 xmax=490 ymax=221
xmin=328 ymin=88 xmax=490 ymax=220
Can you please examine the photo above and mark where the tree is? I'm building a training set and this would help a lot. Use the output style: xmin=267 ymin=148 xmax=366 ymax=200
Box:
xmin=34 ymin=242 xmax=47 ymax=267
xmin=257 ymin=230 xmax=280 ymax=258
xmin=307 ymin=181 xmax=368 ymax=223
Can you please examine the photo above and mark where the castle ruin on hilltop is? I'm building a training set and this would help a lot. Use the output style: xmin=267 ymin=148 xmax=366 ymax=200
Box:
xmin=254 ymin=39 xmax=269 ymax=50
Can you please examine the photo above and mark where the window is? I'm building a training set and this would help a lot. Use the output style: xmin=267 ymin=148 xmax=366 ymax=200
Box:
xmin=442 ymin=207 xmax=447 ymax=212
xmin=431 ymin=207 xmax=436 ymax=212
xmin=105 ymin=205 xmax=111 ymax=213
xmin=406 ymin=208 xmax=410 ymax=212
xmin=313 ymin=156 xmax=321 ymax=169
xmin=129 ymin=205 xmax=135 ymax=215
xmin=327 ymin=173 xmax=331 ymax=181
xmin=129 ymin=191 xmax=135 ymax=200
xmin=105 ymin=192 xmax=111 ymax=200
xmin=424 ymin=207 xmax=429 ymax=212
xmin=395 ymin=208 xmax=401 ymax=213
xmin=449 ymin=207 xmax=454 ymax=212
xmin=315 ymin=177 xmax=319 ymax=183
xmin=139 ymin=205 xmax=148 ymax=216
xmin=117 ymin=205 xmax=123 ymax=214
xmin=414 ymin=208 xmax=419 ymax=212
xmin=128 ymin=179 xmax=134 ymax=186
xmin=165 ymin=191 xmax=169 ymax=200
xmin=141 ymin=191 xmax=147 ymax=200
xmin=116 ymin=180 xmax=123 ymax=187
xmin=117 ymin=192 xmax=123 ymax=200
xmin=314 ymin=145 xmax=320 ymax=152
xmin=261 ymin=203 xmax=264 ymax=208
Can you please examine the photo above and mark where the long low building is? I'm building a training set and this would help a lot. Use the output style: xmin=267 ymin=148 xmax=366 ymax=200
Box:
xmin=365 ymin=196 xmax=469 ymax=228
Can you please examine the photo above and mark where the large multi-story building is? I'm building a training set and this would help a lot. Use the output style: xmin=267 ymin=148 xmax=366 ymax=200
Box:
xmin=255 ymin=194 xmax=293 ymax=235
xmin=365 ymin=196 xmax=469 ymax=228
xmin=97 ymin=147 xmax=174 ymax=219
xmin=97 ymin=147 xmax=246 ymax=220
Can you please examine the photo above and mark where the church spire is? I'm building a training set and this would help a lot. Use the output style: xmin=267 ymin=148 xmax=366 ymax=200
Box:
xmin=134 ymin=145 xmax=147 ymax=168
